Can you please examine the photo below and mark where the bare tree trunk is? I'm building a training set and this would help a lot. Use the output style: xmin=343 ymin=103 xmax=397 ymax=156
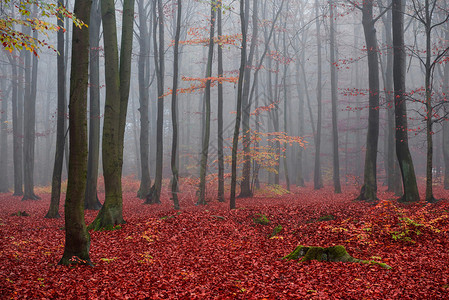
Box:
xmin=314 ymin=0 xmax=323 ymax=190
xmin=85 ymin=0 xmax=102 ymax=210
xmin=170 ymin=0 xmax=182 ymax=210
xmin=217 ymin=1 xmax=225 ymax=202
xmin=230 ymin=0 xmax=247 ymax=209
xmin=392 ymin=0 xmax=419 ymax=202
xmin=0 ymin=76 xmax=8 ymax=192
xmin=59 ymin=0 xmax=92 ymax=266
xmin=46 ymin=0 xmax=66 ymax=218
xmin=444 ymin=23 xmax=449 ymax=190
xmin=146 ymin=0 xmax=164 ymax=204
xmin=329 ymin=0 xmax=341 ymax=193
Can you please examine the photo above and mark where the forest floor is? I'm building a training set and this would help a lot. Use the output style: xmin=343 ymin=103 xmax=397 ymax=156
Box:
xmin=1 ymin=179 xmax=449 ymax=299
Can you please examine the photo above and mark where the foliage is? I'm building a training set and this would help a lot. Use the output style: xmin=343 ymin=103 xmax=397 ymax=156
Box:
xmin=0 ymin=0 xmax=85 ymax=55
xmin=1 ymin=185 xmax=449 ymax=298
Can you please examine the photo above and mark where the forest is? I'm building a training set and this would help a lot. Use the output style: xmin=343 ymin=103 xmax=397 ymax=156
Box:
xmin=1 ymin=0 xmax=449 ymax=298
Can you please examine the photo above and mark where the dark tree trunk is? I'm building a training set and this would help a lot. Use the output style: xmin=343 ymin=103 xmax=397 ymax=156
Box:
xmin=46 ymin=1 xmax=66 ymax=218
xmin=217 ymin=2 xmax=225 ymax=202
xmin=329 ymin=0 xmax=341 ymax=193
xmin=314 ymin=0 xmax=323 ymax=190
xmin=240 ymin=0 xmax=258 ymax=198
xmin=282 ymin=13 xmax=290 ymax=191
xmin=59 ymin=0 xmax=92 ymax=266
xmin=146 ymin=0 xmax=164 ymax=204
xmin=444 ymin=26 xmax=449 ymax=190
xmin=89 ymin=0 xmax=134 ymax=230
xmin=357 ymin=0 xmax=380 ymax=201
xmin=136 ymin=0 xmax=151 ymax=199
xmin=85 ymin=0 xmax=102 ymax=210
xmin=23 ymin=17 xmax=40 ymax=201
xmin=198 ymin=2 xmax=216 ymax=205
xmin=392 ymin=0 xmax=419 ymax=202
xmin=230 ymin=0 xmax=247 ymax=209
xmin=170 ymin=0 xmax=182 ymax=210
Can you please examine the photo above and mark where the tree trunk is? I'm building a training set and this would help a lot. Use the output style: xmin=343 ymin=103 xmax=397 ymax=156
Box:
xmin=314 ymin=0 xmax=323 ymax=190
xmin=329 ymin=0 xmax=341 ymax=193
xmin=170 ymin=0 xmax=182 ymax=210
xmin=59 ymin=0 xmax=92 ymax=266
xmin=0 ymin=77 xmax=8 ymax=193
xmin=136 ymin=0 xmax=151 ymax=199
xmin=230 ymin=0 xmax=247 ymax=209
xmin=282 ymin=14 xmax=290 ymax=191
xmin=198 ymin=2 xmax=216 ymax=205
xmin=85 ymin=0 xmax=102 ymax=210
xmin=89 ymin=0 xmax=135 ymax=230
xmin=443 ymin=25 xmax=449 ymax=190
xmin=217 ymin=2 xmax=225 ymax=202
xmin=357 ymin=0 xmax=380 ymax=201
xmin=392 ymin=0 xmax=419 ymax=203
xmin=240 ymin=0 xmax=258 ymax=197
xmin=146 ymin=0 xmax=164 ymax=204
xmin=23 ymin=17 xmax=40 ymax=201
xmin=46 ymin=1 xmax=66 ymax=218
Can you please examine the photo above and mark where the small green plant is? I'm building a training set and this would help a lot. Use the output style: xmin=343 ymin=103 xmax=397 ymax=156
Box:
xmin=269 ymin=224 xmax=283 ymax=238
xmin=253 ymin=213 xmax=270 ymax=225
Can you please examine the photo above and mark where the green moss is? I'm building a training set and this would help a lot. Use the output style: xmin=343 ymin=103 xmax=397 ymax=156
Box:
xmin=283 ymin=245 xmax=392 ymax=269
xmin=307 ymin=214 xmax=336 ymax=223
xmin=253 ymin=213 xmax=270 ymax=225
xmin=269 ymin=225 xmax=283 ymax=238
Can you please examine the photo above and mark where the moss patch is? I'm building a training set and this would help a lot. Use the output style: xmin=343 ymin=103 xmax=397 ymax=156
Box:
xmin=283 ymin=245 xmax=391 ymax=269
xmin=253 ymin=213 xmax=270 ymax=225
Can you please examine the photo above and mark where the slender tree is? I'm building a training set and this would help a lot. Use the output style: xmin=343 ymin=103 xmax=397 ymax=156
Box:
xmin=85 ymin=0 xmax=102 ymax=210
xmin=136 ymin=0 xmax=152 ymax=199
xmin=314 ymin=0 xmax=323 ymax=190
xmin=146 ymin=0 xmax=164 ymax=204
xmin=230 ymin=0 xmax=247 ymax=209
xmin=392 ymin=0 xmax=419 ymax=202
xmin=329 ymin=0 xmax=341 ymax=193
xmin=444 ymin=20 xmax=449 ymax=190
xmin=0 ymin=76 xmax=8 ymax=193
xmin=59 ymin=0 xmax=92 ymax=266
xmin=170 ymin=0 xmax=182 ymax=210
xmin=198 ymin=1 xmax=216 ymax=205
xmin=46 ymin=0 xmax=66 ymax=218
xmin=217 ymin=0 xmax=225 ymax=202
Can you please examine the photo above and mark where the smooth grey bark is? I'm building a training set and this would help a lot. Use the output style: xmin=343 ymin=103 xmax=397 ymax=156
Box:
xmin=392 ymin=0 xmax=419 ymax=202
xmin=22 ymin=16 xmax=40 ymax=201
xmin=0 ymin=77 xmax=8 ymax=193
xmin=46 ymin=1 xmax=66 ymax=218
xmin=85 ymin=0 xmax=102 ymax=210
xmin=146 ymin=0 xmax=164 ymax=204
xmin=314 ymin=0 xmax=323 ymax=190
xmin=217 ymin=2 xmax=225 ymax=202
xmin=170 ymin=0 xmax=182 ymax=210
xmin=198 ymin=2 xmax=216 ymax=205
xmin=329 ymin=0 xmax=341 ymax=193
xmin=444 ymin=22 xmax=449 ymax=190
xmin=230 ymin=0 xmax=246 ymax=210
xmin=136 ymin=0 xmax=151 ymax=199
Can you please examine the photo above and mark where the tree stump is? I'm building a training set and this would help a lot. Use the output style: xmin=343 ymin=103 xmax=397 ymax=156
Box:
xmin=283 ymin=245 xmax=391 ymax=269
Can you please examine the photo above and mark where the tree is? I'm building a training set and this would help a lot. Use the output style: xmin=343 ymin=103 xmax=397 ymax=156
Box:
xmin=84 ymin=0 xmax=102 ymax=210
xmin=329 ymin=0 xmax=341 ymax=193
xmin=409 ymin=0 xmax=449 ymax=202
xmin=46 ymin=0 xmax=66 ymax=218
xmin=171 ymin=0 xmax=182 ymax=210
xmin=59 ymin=0 xmax=92 ymax=266
xmin=392 ymin=0 xmax=419 ymax=203
xmin=352 ymin=0 xmax=390 ymax=201
xmin=314 ymin=0 xmax=324 ymax=190
xmin=198 ymin=1 xmax=216 ymax=205
xmin=444 ymin=19 xmax=449 ymax=190
xmin=136 ymin=0 xmax=152 ymax=199
xmin=89 ymin=0 xmax=135 ymax=230
xmin=217 ymin=0 xmax=225 ymax=202
xmin=22 ymin=5 xmax=40 ymax=201
xmin=146 ymin=0 xmax=164 ymax=204
xmin=230 ymin=0 xmax=246 ymax=209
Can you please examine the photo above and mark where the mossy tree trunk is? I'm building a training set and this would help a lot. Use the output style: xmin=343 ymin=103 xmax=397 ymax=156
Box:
xmin=59 ymin=0 xmax=92 ymax=266
xmin=89 ymin=0 xmax=134 ymax=230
